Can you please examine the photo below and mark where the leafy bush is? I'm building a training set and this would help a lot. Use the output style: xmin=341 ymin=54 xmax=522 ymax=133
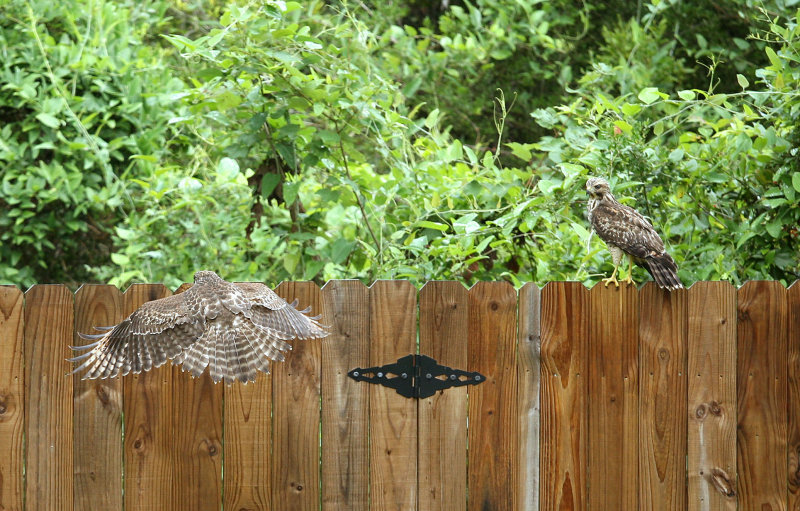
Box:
xmin=0 ymin=0 xmax=190 ymax=286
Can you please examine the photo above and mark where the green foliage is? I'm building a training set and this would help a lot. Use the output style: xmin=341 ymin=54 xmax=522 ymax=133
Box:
xmin=2 ymin=0 xmax=798 ymax=288
xmin=0 ymin=0 xmax=190 ymax=286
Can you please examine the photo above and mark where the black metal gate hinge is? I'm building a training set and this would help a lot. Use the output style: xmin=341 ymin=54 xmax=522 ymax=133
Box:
xmin=347 ymin=354 xmax=485 ymax=399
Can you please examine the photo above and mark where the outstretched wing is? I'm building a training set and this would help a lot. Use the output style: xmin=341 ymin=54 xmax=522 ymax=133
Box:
xmin=591 ymin=201 xmax=665 ymax=259
xmin=71 ymin=279 xmax=329 ymax=384
xmin=237 ymin=283 xmax=328 ymax=339
xmin=69 ymin=293 xmax=203 ymax=379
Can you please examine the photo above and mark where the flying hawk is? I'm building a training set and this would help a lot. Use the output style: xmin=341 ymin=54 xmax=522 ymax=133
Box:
xmin=585 ymin=177 xmax=682 ymax=290
xmin=70 ymin=270 xmax=327 ymax=384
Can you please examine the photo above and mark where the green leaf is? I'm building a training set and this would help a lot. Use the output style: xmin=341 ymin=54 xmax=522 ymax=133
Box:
xmin=283 ymin=252 xmax=300 ymax=274
xmin=111 ymin=253 xmax=130 ymax=266
xmin=506 ymin=142 xmax=533 ymax=161
xmin=283 ymin=181 xmax=301 ymax=205
xmin=765 ymin=47 xmax=782 ymax=68
xmin=765 ymin=220 xmax=782 ymax=238
xmin=261 ymin=173 xmax=281 ymax=198
xmin=792 ymin=172 xmax=800 ymax=193
xmin=736 ymin=74 xmax=749 ymax=89
xmin=637 ymin=87 xmax=661 ymax=105
xmin=330 ymin=238 xmax=353 ymax=264
xmin=621 ymin=103 xmax=641 ymax=116
xmin=668 ymin=148 xmax=684 ymax=162
xmin=677 ymin=90 xmax=695 ymax=101
xmin=614 ymin=120 xmax=633 ymax=135
xmin=36 ymin=113 xmax=60 ymax=128
xmin=318 ymin=130 xmax=340 ymax=145
xmin=417 ymin=221 xmax=449 ymax=232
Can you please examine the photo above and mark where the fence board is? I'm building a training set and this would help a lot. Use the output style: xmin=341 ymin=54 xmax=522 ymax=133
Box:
xmin=789 ymin=282 xmax=800 ymax=511
xmin=223 ymin=370 xmax=272 ymax=511
xmin=419 ymin=281 xmax=469 ymax=511
xmin=540 ymin=282 xmax=588 ymax=511
xmin=588 ymin=283 xmax=639 ymax=510
xmin=369 ymin=280 xmax=418 ymax=511
xmin=638 ymin=283 xmax=688 ymax=511
xmin=272 ymin=282 xmax=322 ymax=510
xmin=171 ymin=283 xmax=223 ymax=511
xmin=73 ymin=285 xmax=124 ymax=511
xmin=122 ymin=284 xmax=174 ymax=511
xmin=321 ymin=280 xmax=370 ymax=511
xmin=0 ymin=286 xmax=23 ymax=511
xmin=736 ymin=281 xmax=787 ymax=510
xmin=24 ymin=285 xmax=74 ymax=511
xmin=467 ymin=281 xmax=518 ymax=511
xmin=517 ymin=283 xmax=541 ymax=511
xmin=687 ymin=281 xmax=737 ymax=511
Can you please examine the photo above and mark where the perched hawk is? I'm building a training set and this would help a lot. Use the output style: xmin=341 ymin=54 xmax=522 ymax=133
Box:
xmin=70 ymin=270 xmax=327 ymax=384
xmin=585 ymin=177 xmax=683 ymax=290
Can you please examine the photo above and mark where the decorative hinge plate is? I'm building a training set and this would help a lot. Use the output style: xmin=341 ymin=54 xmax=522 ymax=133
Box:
xmin=347 ymin=354 xmax=485 ymax=399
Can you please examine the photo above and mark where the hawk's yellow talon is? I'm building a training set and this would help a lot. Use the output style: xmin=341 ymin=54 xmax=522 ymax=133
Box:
xmin=602 ymin=275 xmax=619 ymax=288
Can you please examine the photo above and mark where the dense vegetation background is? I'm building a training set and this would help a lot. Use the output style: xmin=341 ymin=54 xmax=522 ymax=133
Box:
xmin=1 ymin=0 xmax=799 ymax=289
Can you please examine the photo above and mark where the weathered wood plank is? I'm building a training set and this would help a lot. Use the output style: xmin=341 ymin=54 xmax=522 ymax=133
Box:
xmin=687 ymin=281 xmax=737 ymax=511
xmin=789 ymin=282 xmax=800 ymax=511
xmin=122 ymin=284 xmax=174 ymax=511
xmin=638 ymin=283 xmax=687 ymax=511
xmin=321 ymin=280 xmax=370 ymax=511
xmin=736 ymin=281 xmax=787 ymax=510
xmin=0 ymin=286 xmax=24 ymax=511
xmin=271 ymin=282 xmax=322 ymax=510
xmin=517 ymin=283 xmax=541 ymax=511
xmin=539 ymin=282 xmax=588 ymax=511
xmin=587 ymin=283 xmax=638 ymax=511
xmin=24 ymin=285 xmax=74 ymax=511
xmin=223 ymin=371 xmax=271 ymax=511
xmin=467 ymin=281 xmax=518 ymax=511
xmin=171 ymin=283 xmax=223 ymax=511
xmin=419 ymin=281 xmax=468 ymax=511
xmin=369 ymin=280 xmax=417 ymax=511
xmin=73 ymin=285 xmax=124 ymax=511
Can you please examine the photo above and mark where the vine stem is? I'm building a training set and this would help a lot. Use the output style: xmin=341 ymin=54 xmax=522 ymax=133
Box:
xmin=337 ymin=137 xmax=381 ymax=261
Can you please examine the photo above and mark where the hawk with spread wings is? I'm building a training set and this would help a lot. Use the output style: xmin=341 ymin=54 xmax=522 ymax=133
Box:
xmin=70 ymin=270 xmax=328 ymax=384
xmin=586 ymin=177 xmax=683 ymax=290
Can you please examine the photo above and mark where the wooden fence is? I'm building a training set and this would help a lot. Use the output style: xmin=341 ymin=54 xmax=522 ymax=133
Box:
xmin=0 ymin=280 xmax=798 ymax=511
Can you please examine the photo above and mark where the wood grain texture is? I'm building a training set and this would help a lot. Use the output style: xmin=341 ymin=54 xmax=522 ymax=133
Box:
xmin=24 ymin=285 xmax=74 ymax=511
xmin=171 ymin=283 xmax=223 ymax=511
xmin=369 ymin=280 xmax=418 ymax=511
xmin=73 ymin=285 xmax=124 ymax=511
xmin=418 ymin=281 xmax=469 ymax=511
xmin=588 ymin=283 xmax=638 ymax=511
xmin=687 ymin=281 xmax=737 ymax=511
xmin=122 ymin=284 xmax=175 ymax=511
xmin=0 ymin=286 xmax=23 ymax=511
xmin=223 ymin=372 xmax=271 ymax=511
xmin=736 ymin=281 xmax=787 ymax=510
xmin=467 ymin=281 xmax=518 ymax=511
xmin=272 ymin=282 xmax=322 ymax=510
xmin=789 ymin=282 xmax=800 ymax=511
xmin=539 ymin=282 xmax=588 ymax=511
xmin=223 ymin=284 xmax=273 ymax=511
xmin=638 ymin=283 xmax=687 ymax=511
xmin=321 ymin=280 xmax=370 ymax=511
xmin=517 ymin=283 xmax=541 ymax=511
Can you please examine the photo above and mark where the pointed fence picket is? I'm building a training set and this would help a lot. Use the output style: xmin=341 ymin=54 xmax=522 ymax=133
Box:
xmin=0 ymin=280 xmax=798 ymax=510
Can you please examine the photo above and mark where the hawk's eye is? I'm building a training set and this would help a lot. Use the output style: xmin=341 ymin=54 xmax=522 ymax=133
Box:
xmin=594 ymin=184 xmax=601 ymax=190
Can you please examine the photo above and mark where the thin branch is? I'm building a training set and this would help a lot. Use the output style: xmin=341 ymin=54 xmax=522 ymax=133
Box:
xmin=337 ymin=136 xmax=381 ymax=260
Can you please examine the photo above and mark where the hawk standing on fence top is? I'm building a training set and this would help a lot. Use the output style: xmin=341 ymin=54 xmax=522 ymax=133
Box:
xmin=70 ymin=270 xmax=327 ymax=384
xmin=585 ymin=177 xmax=683 ymax=290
